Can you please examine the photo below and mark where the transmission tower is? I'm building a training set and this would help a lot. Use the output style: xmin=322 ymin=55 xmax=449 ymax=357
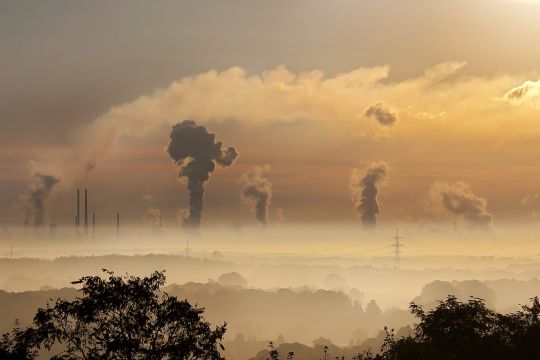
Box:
xmin=391 ymin=228 xmax=404 ymax=269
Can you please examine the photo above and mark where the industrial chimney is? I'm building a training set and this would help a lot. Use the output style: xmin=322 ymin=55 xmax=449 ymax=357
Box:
xmin=84 ymin=189 xmax=88 ymax=236
xmin=76 ymin=189 xmax=80 ymax=227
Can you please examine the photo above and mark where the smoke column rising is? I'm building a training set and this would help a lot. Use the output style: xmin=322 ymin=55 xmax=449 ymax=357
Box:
xmin=241 ymin=165 xmax=272 ymax=225
xmin=167 ymin=120 xmax=238 ymax=227
xmin=19 ymin=173 xmax=60 ymax=227
xmin=350 ymin=161 xmax=389 ymax=228
xmin=429 ymin=181 xmax=493 ymax=229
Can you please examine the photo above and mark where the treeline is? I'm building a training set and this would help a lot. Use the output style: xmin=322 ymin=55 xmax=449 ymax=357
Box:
xmin=259 ymin=296 xmax=540 ymax=360
xmin=1 ymin=270 xmax=539 ymax=360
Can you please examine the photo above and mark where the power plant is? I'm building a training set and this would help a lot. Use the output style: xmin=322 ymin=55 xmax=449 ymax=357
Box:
xmin=74 ymin=188 xmax=90 ymax=237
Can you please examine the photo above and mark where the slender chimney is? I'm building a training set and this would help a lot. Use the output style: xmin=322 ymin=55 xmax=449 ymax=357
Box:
xmin=84 ymin=189 xmax=88 ymax=236
xmin=76 ymin=189 xmax=80 ymax=227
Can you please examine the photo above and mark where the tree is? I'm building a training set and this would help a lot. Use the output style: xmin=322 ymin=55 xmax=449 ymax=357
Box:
xmin=6 ymin=270 xmax=226 ymax=360
xmin=0 ymin=321 xmax=37 ymax=360
xmin=378 ymin=295 xmax=540 ymax=360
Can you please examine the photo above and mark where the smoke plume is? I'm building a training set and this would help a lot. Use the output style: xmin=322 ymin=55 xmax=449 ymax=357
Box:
xmin=167 ymin=120 xmax=238 ymax=227
xmin=141 ymin=193 xmax=154 ymax=202
xmin=350 ymin=161 xmax=389 ymax=228
xmin=274 ymin=208 xmax=285 ymax=224
xmin=429 ymin=181 xmax=493 ymax=229
xmin=520 ymin=192 xmax=540 ymax=219
xmin=19 ymin=173 xmax=60 ymax=227
xmin=143 ymin=206 xmax=161 ymax=228
xmin=241 ymin=165 xmax=272 ymax=225
xmin=365 ymin=103 xmax=397 ymax=126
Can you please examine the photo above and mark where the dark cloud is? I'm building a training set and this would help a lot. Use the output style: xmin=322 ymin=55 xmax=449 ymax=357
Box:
xmin=429 ymin=181 xmax=493 ymax=229
xmin=19 ymin=173 xmax=60 ymax=227
xmin=241 ymin=165 xmax=272 ymax=225
xmin=350 ymin=161 xmax=389 ymax=228
xmin=365 ymin=103 xmax=397 ymax=126
xmin=167 ymin=120 xmax=238 ymax=227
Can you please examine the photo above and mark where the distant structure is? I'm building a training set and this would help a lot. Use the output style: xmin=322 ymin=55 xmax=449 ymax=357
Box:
xmin=391 ymin=228 xmax=404 ymax=269
xmin=116 ymin=212 xmax=120 ymax=239
xmin=84 ymin=188 xmax=88 ymax=236
xmin=92 ymin=213 xmax=96 ymax=238
xmin=76 ymin=189 xmax=80 ymax=228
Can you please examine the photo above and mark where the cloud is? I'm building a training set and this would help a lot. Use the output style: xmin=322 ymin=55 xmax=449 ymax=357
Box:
xmin=428 ymin=181 xmax=493 ymax=229
xmin=365 ymin=103 xmax=398 ymax=126
xmin=350 ymin=161 xmax=389 ymax=228
xmin=76 ymin=62 xmax=470 ymax=178
xmin=167 ymin=120 xmax=238 ymax=227
xmin=504 ymin=80 xmax=540 ymax=104
xmin=241 ymin=165 xmax=272 ymax=225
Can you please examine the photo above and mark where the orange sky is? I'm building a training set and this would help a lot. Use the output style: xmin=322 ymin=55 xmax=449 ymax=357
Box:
xmin=2 ymin=0 xmax=540 ymax=227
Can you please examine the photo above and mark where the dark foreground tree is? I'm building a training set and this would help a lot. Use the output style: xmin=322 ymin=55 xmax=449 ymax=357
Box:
xmin=258 ymin=295 xmax=540 ymax=360
xmin=0 ymin=321 xmax=38 ymax=360
xmin=1 ymin=270 xmax=226 ymax=360
xmin=375 ymin=295 xmax=540 ymax=360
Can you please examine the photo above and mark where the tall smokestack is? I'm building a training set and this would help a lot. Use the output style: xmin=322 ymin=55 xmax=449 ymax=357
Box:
xmin=76 ymin=189 xmax=80 ymax=227
xmin=84 ymin=189 xmax=88 ymax=236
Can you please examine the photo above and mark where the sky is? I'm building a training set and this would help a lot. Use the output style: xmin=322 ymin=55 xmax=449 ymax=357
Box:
xmin=2 ymin=0 xmax=540 ymax=227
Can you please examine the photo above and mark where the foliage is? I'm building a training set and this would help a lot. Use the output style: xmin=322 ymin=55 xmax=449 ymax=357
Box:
xmin=0 ymin=321 xmax=37 ymax=360
xmin=263 ymin=295 xmax=540 ymax=360
xmin=266 ymin=341 xmax=294 ymax=360
xmin=375 ymin=295 xmax=540 ymax=360
xmin=1 ymin=270 xmax=226 ymax=360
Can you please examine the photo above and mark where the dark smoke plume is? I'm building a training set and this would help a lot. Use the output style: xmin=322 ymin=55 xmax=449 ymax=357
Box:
xmin=241 ymin=165 xmax=272 ymax=225
xmin=167 ymin=120 xmax=238 ymax=227
xmin=350 ymin=161 xmax=389 ymax=228
xmin=429 ymin=181 xmax=493 ymax=229
xmin=365 ymin=103 xmax=397 ymax=126
xmin=19 ymin=173 xmax=60 ymax=227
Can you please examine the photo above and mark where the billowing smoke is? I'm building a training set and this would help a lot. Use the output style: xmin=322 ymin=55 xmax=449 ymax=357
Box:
xmin=365 ymin=103 xmax=397 ymax=126
xmin=274 ymin=208 xmax=285 ymax=224
xmin=77 ymin=62 xmax=465 ymax=180
xmin=429 ymin=181 xmax=493 ymax=229
xmin=19 ymin=173 xmax=60 ymax=227
xmin=520 ymin=192 xmax=540 ymax=219
xmin=143 ymin=206 xmax=161 ymax=228
xmin=350 ymin=161 xmax=389 ymax=228
xmin=167 ymin=120 xmax=238 ymax=227
xmin=241 ymin=165 xmax=272 ymax=225
xmin=141 ymin=193 xmax=154 ymax=202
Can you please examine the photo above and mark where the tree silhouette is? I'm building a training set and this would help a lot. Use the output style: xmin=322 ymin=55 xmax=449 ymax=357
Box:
xmin=2 ymin=270 xmax=226 ymax=360
xmin=378 ymin=295 xmax=540 ymax=360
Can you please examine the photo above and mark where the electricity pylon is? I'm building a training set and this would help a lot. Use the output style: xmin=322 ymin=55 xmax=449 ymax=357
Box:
xmin=391 ymin=228 xmax=404 ymax=269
